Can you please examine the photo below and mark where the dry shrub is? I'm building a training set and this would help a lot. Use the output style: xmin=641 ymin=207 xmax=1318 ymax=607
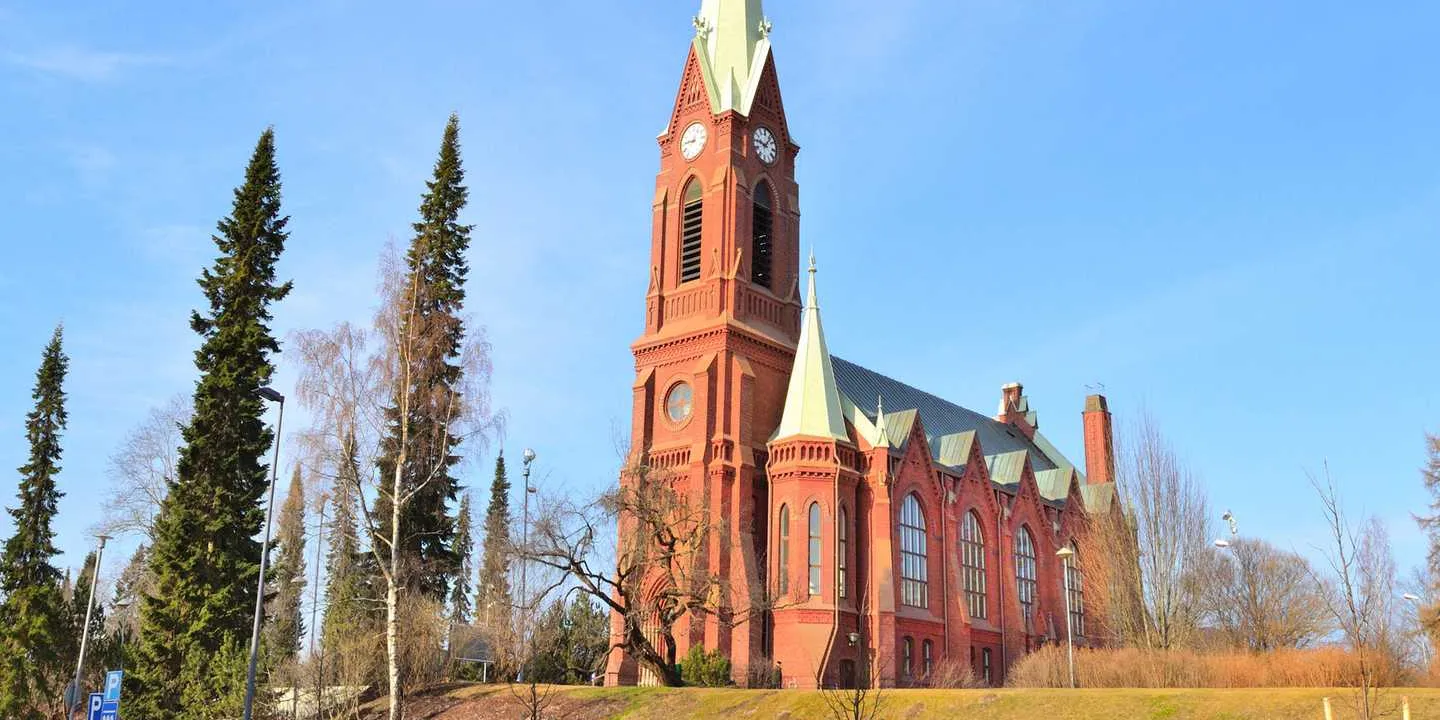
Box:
xmin=922 ymin=658 xmax=986 ymax=689
xmin=745 ymin=655 xmax=781 ymax=689
xmin=399 ymin=597 xmax=451 ymax=690
xmin=1008 ymin=645 xmax=1406 ymax=688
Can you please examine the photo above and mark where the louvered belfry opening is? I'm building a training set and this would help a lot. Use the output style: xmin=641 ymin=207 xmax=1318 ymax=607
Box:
xmin=751 ymin=181 xmax=774 ymax=288
xmin=680 ymin=180 xmax=704 ymax=283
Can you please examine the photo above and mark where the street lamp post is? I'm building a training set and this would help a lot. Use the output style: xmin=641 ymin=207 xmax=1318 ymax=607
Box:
xmin=243 ymin=386 xmax=285 ymax=720
xmin=1055 ymin=546 xmax=1077 ymax=688
xmin=70 ymin=533 xmax=110 ymax=716
xmin=516 ymin=448 xmax=537 ymax=682
xmin=310 ymin=496 xmax=326 ymax=719
xmin=1056 ymin=546 xmax=1077 ymax=689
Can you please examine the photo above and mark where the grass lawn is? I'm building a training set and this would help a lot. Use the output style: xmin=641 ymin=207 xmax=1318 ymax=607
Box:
xmin=370 ymin=684 xmax=1440 ymax=719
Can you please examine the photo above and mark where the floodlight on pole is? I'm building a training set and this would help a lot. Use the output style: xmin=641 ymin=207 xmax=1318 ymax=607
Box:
xmin=1056 ymin=545 xmax=1077 ymax=689
xmin=517 ymin=448 xmax=537 ymax=682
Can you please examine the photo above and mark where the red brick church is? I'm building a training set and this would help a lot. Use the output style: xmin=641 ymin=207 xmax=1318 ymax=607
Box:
xmin=606 ymin=0 xmax=1121 ymax=689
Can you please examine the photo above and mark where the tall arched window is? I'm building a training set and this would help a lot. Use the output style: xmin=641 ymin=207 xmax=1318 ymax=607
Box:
xmin=961 ymin=511 xmax=987 ymax=620
xmin=899 ymin=493 xmax=928 ymax=608
xmin=1015 ymin=526 xmax=1037 ymax=624
xmin=808 ymin=502 xmax=822 ymax=597
xmin=838 ymin=506 xmax=848 ymax=599
xmin=1065 ymin=540 xmax=1085 ymax=638
xmin=922 ymin=639 xmax=934 ymax=676
xmin=751 ymin=181 xmax=774 ymax=288
xmin=680 ymin=180 xmax=703 ymax=283
xmin=778 ymin=504 xmax=790 ymax=595
xmin=902 ymin=637 xmax=914 ymax=677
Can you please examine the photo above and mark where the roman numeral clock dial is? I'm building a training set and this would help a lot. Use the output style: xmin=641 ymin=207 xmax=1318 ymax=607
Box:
xmin=753 ymin=126 xmax=778 ymax=165
xmin=681 ymin=122 xmax=707 ymax=161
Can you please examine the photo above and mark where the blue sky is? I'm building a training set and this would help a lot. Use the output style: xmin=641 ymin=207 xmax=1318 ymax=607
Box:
xmin=1 ymin=0 xmax=1437 ymax=591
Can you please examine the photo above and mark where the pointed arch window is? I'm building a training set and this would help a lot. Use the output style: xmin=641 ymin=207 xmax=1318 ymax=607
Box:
xmin=778 ymin=504 xmax=790 ymax=596
xmin=680 ymin=179 xmax=704 ymax=283
xmin=961 ymin=510 xmax=987 ymax=620
xmin=838 ymin=506 xmax=848 ymax=599
xmin=1065 ymin=540 xmax=1085 ymax=638
xmin=751 ymin=181 xmax=774 ymax=288
xmin=1015 ymin=526 xmax=1038 ymax=625
xmin=899 ymin=493 xmax=928 ymax=608
xmin=808 ymin=502 xmax=822 ymax=597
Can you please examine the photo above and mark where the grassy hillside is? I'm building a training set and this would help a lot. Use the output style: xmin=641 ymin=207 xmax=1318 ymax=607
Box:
xmin=366 ymin=684 xmax=1440 ymax=720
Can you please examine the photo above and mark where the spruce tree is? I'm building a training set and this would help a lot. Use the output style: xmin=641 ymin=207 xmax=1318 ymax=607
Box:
xmin=130 ymin=128 xmax=292 ymax=718
xmin=375 ymin=113 xmax=473 ymax=601
xmin=450 ymin=492 xmax=474 ymax=624
xmin=476 ymin=452 xmax=513 ymax=625
xmin=265 ymin=465 xmax=307 ymax=670
xmin=0 ymin=327 xmax=70 ymax=720
xmin=322 ymin=426 xmax=368 ymax=654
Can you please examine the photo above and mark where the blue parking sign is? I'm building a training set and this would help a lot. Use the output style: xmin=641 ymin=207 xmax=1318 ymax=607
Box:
xmin=103 ymin=670 xmax=123 ymax=702
xmin=86 ymin=693 xmax=103 ymax=720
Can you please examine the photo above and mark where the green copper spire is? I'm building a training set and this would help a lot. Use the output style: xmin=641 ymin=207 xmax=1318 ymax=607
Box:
xmin=693 ymin=0 xmax=771 ymax=114
xmin=774 ymin=255 xmax=848 ymax=442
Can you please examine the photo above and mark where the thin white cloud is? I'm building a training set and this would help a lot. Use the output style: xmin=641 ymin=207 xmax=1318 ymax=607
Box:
xmin=8 ymin=45 xmax=167 ymax=82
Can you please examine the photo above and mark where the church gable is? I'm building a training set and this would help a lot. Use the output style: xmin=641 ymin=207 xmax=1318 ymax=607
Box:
xmin=665 ymin=42 xmax=720 ymax=139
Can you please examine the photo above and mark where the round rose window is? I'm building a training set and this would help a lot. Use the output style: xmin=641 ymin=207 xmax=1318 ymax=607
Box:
xmin=665 ymin=382 xmax=693 ymax=424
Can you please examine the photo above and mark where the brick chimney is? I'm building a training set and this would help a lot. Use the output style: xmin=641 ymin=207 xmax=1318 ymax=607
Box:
xmin=996 ymin=382 xmax=1037 ymax=439
xmin=1082 ymin=394 xmax=1114 ymax=485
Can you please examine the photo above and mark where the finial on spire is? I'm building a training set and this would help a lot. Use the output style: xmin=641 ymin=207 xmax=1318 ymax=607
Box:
xmin=693 ymin=14 xmax=712 ymax=39
xmin=758 ymin=16 xmax=773 ymax=39
xmin=875 ymin=395 xmax=891 ymax=447
xmin=805 ymin=251 xmax=818 ymax=309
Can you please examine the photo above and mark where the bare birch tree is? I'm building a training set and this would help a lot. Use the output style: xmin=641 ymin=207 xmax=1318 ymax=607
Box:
xmin=1113 ymin=412 xmax=1212 ymax=649
xmin=292 ymin=245 xmax=497 ymax=720
xmin=96 ymin=394 xmax=192 ymax=540
xmin=1309 ymin=466 xmax=1401 ymax=719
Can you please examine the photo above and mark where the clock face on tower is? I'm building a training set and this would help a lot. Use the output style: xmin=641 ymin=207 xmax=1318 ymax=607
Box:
xmin=753 ymin=126 xmax=778 ymax=165
xmin=681 ymin=122 xmax=707 ymax=161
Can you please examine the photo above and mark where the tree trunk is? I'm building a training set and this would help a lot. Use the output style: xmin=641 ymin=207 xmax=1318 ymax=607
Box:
xmin=388 ymin=458 xmax=405 ymax=720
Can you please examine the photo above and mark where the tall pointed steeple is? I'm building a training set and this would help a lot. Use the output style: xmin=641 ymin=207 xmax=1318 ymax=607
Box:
xmin=693 ymin=0 xmax=772 ymax=114
xmin=773 ymin=254 xmax=847 ymax=441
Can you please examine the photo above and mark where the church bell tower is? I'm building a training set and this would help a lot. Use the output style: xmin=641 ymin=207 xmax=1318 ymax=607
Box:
xmin=608 ymin=0 xmax=801 ymax=686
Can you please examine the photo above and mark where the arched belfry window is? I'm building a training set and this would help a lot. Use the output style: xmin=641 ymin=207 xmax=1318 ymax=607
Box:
xmin=680 ymin=180 xmax=704 ymax=283
xmin=961 ymin=510 xmax=987 ymax=620
xmin=751 ymin=181 xmax=774 ymax=288
xmin=899 ymin=493 xmax=928 ymax=608
xmin=808 ymin=502 xmax=822 ymax=597
xmin=778 ymin=504 xmax=790 ymax=595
